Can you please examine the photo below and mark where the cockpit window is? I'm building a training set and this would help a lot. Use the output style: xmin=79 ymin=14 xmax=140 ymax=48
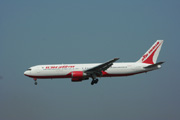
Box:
xmin=27 ymin=69 xmax=31 ymax=71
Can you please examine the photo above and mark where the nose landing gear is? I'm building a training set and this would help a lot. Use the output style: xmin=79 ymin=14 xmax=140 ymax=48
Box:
xmin=33 ymin=78 xmax=37 ymax=85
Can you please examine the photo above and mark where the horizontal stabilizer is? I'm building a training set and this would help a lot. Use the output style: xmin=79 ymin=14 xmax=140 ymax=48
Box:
xmin=144 ymin=62 xmax=164 ymax=69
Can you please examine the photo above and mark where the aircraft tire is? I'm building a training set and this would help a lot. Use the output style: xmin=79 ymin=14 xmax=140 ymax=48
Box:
xmin=95 ymin=79 xmax=99 ymax=84
xmin=91 ymin=81 xmax=94 ymax=85
xmin=34 ymin=82 xmax=38 ymax=85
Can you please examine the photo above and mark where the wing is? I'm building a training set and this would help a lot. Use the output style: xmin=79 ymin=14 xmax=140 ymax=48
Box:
xmin=84 ymin=58 xmax=119 ymax=75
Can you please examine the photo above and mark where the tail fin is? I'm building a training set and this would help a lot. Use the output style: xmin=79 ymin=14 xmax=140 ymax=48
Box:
xmin=137 ymin=40 xmax=164 ymax=64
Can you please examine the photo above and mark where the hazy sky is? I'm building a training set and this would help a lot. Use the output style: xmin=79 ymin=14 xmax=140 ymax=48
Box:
xmin=1 ymin=0 xmax=180 ymax=120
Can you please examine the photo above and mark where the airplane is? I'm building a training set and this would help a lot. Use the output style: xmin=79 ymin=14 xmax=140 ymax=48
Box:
xmin=24 ymin=40 xmax=164 ymax=85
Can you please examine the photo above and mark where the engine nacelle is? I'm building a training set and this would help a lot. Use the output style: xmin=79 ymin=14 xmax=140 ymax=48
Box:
xmin=71 ymin=71 xmax=88 ymax=82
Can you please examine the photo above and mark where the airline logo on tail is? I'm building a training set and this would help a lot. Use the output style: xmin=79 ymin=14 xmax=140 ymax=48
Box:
xmin=138 ymin=40 xmax=163 ymax=64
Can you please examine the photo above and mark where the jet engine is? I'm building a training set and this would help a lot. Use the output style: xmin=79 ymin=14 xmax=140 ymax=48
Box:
xmin=71 ymin=71 xmax=88 ymax=82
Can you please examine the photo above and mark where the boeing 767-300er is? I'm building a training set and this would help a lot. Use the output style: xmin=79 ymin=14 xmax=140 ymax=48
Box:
xmin=24 ymin=40 xmax=164 ymax=85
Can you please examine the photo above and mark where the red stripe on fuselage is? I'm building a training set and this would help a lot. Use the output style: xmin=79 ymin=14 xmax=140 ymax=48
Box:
xmin=24 ymin=71 xmax=146 ymax=79
xmin=24 ymin=72 xmax=72 ymax=79
xmin=101 ymin=71 xmax=146 ymax=77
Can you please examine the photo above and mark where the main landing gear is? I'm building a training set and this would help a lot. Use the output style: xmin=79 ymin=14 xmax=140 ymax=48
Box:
xmin=91 ymin=79 xmax=99 ymax=85
xmin=33 ymin=78 xmax=37 ymax=85
xmin=91 ymin=74 xmax=99 ymax=85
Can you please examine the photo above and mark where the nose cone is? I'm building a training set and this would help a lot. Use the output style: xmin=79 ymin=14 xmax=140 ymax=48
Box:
xmin=24 ymin=71 xmax=29 ymax=76
xmin=24 ymin=71 xmax=27 ymax=75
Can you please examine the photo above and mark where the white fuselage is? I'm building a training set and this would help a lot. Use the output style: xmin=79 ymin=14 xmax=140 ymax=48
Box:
xmin=24 ymin=62 xmax=160 ymax=79
xmin=24 ymin=40 xmax=164 ymax=85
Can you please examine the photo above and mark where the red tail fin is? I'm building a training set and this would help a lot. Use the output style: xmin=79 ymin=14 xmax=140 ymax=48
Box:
xmin=137 ymin=40 xmax=163 ymax=64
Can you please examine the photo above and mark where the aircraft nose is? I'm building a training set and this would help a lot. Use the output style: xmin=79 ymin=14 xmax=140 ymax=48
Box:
xmin=24 ymin=71 xmax=27 ymax=75
xmin=24 ymin=71 xmax=29 ymax=76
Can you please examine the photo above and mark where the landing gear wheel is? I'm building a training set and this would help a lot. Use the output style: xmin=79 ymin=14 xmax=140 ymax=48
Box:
xmin=91 ymin=81 xmax=94 ymax=85
xmin=91 ymin=79 xmax=99 ymax=85
xmin=34 ymin=81 xmax=38 ymax=85
xmin=94 ymin=79 xmax=99 ymax=84
xmin=33 ymin=78 xmax=37 ymax=85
